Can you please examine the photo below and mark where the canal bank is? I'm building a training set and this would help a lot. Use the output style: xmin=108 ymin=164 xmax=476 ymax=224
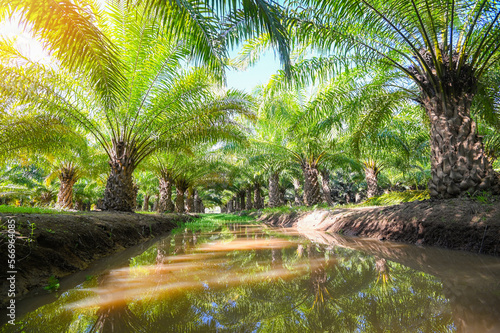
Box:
xmin=257 ymin=197 xmax=500 ymax=256
xmin=0 ymin=212 xmax=191 ymax=307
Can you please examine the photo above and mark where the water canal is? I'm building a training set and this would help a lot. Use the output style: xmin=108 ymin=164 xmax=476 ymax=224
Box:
xmin=2 ymin=214 xmax=500 ymax=332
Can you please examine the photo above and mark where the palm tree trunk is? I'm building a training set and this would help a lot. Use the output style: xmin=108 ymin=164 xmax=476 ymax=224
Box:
xmin=142 ymin=194 xmax=150 ymax=211
xmin=253 ymin=182 xmax=263 ymax=209
xmin=239 ymin=191 xmax=245 ymax=210
xmin=159 ymin=177 xmax=174 ymax=213
xmin=268 ymin=172 xmax=280 ymax=207
xmin=279 ymin=186 xmax=286 ymax=205
xmin=193 ymin=190 xmax=200 ymax=213
xmin=292 ymin=178 xmax=302 ymax=206
xmin=74 ymin=200 xmax=83 ymax=211
xmin=102 ymin=142 xmax=138 ymax=212
xmin=364 ymin=166 xmax=379 ymax=198
xmin=234 ymin=196 xmax=240 ymax=211
xmin=175 ymin=187 xmax=185 ymax=213
xmin=152 ymin=195 xmax=159 ymax=212
xmin=186 ymin=187 xmax=194 ymax=212
xmin=57 ymin=163 xmax=78 ymax=209
xmin=302 ymin=162 xmax=321 ymax=206
xmin=320 ymin=169 xmax=334 ymax=206
xmin=424 ymin=93 xmax=498 ymax=198
xmin=245 ymin=187 xmax=253 ymax=210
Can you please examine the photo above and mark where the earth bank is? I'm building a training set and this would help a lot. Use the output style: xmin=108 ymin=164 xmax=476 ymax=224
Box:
xmin=257 ymin=197 xmax=500 ymax=256
xmin=0 ymin=212 xmax=190 ymax=306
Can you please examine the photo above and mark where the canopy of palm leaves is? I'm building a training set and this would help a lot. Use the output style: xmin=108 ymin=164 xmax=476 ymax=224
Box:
xmin=285 ymin=0 xmax=500 ymax=198
xmin=1 ymin=4 xmax=254 ymax=211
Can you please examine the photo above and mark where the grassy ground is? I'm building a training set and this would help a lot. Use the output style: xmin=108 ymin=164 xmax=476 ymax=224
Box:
xmin=0 ymin=205 xmax=70 ymax=214
xmin=174 ymin=213 xmax=257 ymax=233
xmin=238 ymin=190 xmax=431 ymax=216
xmin=359 ymin=190 xmax=430 ymax=206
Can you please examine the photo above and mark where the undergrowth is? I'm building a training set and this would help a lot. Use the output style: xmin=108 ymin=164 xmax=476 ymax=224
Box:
xmin=174 ymin=213 xmax=257 ymax=234
xmin=358 ymin=190 xmax=430 ymax=206
xmin=237 ymin=190 xmax=431 ymax=215
xmin=0 ymin=205 xmax=68 ymax=214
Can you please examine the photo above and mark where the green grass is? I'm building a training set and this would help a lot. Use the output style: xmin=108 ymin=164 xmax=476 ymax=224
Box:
xmin=360 ymin=190 xmax=430 ymax=206
xmin=238 ymin=203 xmax=333 ymax=216
xmin=174 ymin=213 xmax=257 ymax=234
xmin=136 ymin=210 xmax=160 ymax=215
xmin=237 ymin=190 xmax=430 ymax=215
xmin=0 ymin=205 xmax=68 ymax=214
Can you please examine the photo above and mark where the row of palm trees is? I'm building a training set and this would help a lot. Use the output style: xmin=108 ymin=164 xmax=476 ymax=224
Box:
xmin=1 ymin=0 xmax=499 ymax=212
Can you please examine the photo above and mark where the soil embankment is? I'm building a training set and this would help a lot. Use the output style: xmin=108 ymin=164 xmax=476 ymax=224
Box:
xmin=0 ymin=212 xmax=189 ymax=306
xmin=259 ymin=197 xmax=500 ymax=256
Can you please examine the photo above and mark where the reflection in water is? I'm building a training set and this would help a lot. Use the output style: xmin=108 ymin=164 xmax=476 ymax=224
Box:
xmin=3 ymin=222 xmax=500 ymax=333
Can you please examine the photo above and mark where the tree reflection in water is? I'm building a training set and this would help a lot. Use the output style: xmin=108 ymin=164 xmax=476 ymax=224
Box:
xmin=5 ymin=222 xmax=500 ymax=333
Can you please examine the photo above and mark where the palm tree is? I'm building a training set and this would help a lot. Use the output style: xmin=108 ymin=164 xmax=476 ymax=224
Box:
xmin=287 ymin=0 xmax=500 ymax=198
xmin=253 ymin=84 xmax=361 ymax=206
xmin=134 ymin=170 xmax=159 ymax=211
xmin=0 ymin=164 xmax=55 ymax=206
xmin=0 ymin=104 xmax=109 ymax=209
xmin=1 ymin=5 xmax=253 ymax=212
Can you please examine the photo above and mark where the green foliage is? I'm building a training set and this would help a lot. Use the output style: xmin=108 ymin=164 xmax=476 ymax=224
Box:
xmin=43 ymin=276 xmax=60 ymax=292
xmin=174 ymin=213 xmax=257 ymax=233
xmin=362 ymin=190 xmax=430 ymax=206
xmin=0 ymin=205 xmax=65 ymax=214
xmin=467 ymin=190 xmax=496 ymax=205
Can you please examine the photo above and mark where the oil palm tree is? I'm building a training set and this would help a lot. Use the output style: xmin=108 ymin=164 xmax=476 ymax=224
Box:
xmin=0 ymin=104 xmax=109 ymax=209
xmin=134 ymin=170 xmax=159 ymax=211
xmin=287 ymin=0 xmax=500 ymax=198
xmin=0 ymin=5 xmax=253 ymax=211
xmin=253 ymin=83 xmax=361 ymax=206
xmin=0 ymin=164 xmax=56 ymax=206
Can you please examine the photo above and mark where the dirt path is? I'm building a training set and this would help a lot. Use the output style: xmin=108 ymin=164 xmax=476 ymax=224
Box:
xmin=0 ymin=212 xmax=190 ymax=306
xmin=259 ymin=197 xmax=500 ymax=256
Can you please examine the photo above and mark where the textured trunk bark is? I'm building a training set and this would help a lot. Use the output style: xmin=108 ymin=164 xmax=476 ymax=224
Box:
xmin=292 ymin=178 xmax=302 ymax=206
xmin=364 ymin=166 xmax=379 ymax=198
xmin=200 ymin=201 xmax=205 ymax=213
xmin=57 ymin=164 xmax=78 ymax=209
xmin=175 ymin=187 xmax=185 ymax=213
xmin=158 ymin=177 xmax=174 ymax=213
xmin=279 ymin=186 xmax=286 ymax=205
xmin=227 ymin=200 xmax=233 ymax=212
xmin=320 ymin=169 xmax=334 ymax=206
xmin=268 ymin=172 xmax=280 ymax=208
xmin=424 ymin=93 xmax=498 ymax=198
xmin=142 ymin=194 xmax=150 ymax=211
xmin=234 ymin=196 xmax=240 ymax=211
xmin=245 ymin=187 xmax=253 ymax=210
xmin=239 ymin=191 xmax=245 ymax=210
xmin=74 ymin=200 xmax=83 ymax=211
xmin=103 ymin=141 xmax=138 ymax=212
xmin=193 ymin=190 xmax=200 ymax=213
xmin=302 ymin=162 xmax=321 ymax=206
xmin=152 ymin=196 xmax=159 ymax=212
xmin=253 ymin=182 xmax=263 ymax=209
xmin=186 ymin=187 xmax=194 ymax=213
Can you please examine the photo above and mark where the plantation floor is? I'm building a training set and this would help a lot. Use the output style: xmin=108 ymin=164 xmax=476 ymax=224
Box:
xmin=258 ymin=196 xmax=500 ymax=256
xmin=0 ymin=212 xmax=191 ymax=307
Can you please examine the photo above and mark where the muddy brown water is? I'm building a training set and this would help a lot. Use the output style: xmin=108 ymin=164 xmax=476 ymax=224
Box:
xmin=2 ymin=221 xmax=500 ymax=333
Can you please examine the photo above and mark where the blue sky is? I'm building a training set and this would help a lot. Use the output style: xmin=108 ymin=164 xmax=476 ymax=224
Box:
xmin=226 ymin=51 xmax=281 ymax=93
